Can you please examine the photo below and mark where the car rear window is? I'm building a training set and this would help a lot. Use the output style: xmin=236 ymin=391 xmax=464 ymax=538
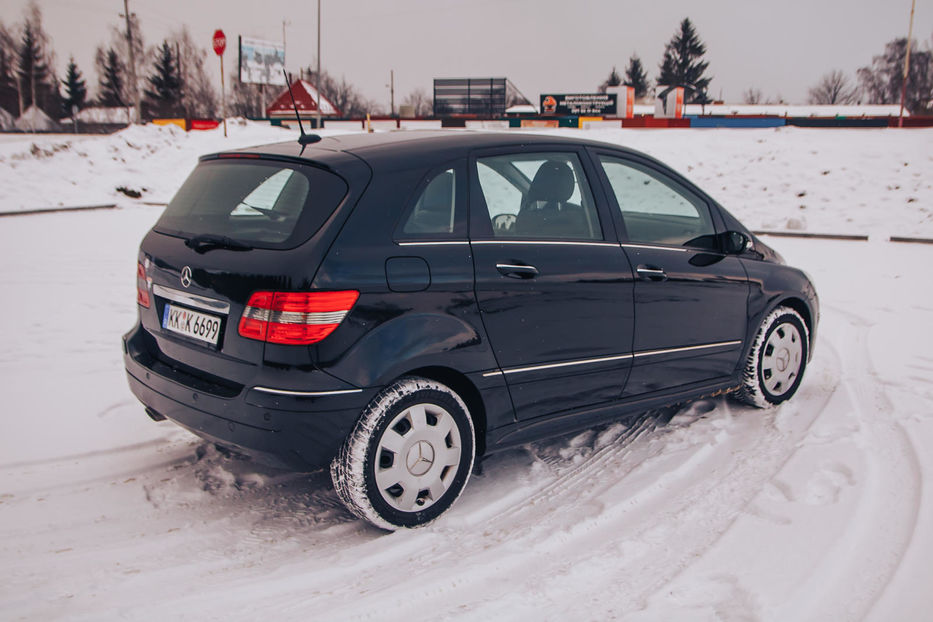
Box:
xmin=155 ymin=159 xmax=348 ymax=248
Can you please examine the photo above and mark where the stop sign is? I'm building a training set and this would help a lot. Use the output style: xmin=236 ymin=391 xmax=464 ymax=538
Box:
xmin=212 ymin=29 xmax=226 ymax=56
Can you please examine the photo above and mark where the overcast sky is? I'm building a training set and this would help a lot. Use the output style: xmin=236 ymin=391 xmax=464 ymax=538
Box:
xmin=2 ymin=0 xmax=930 ymax=108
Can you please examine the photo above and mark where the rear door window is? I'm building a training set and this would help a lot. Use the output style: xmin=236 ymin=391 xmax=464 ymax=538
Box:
xmin=475 ymin=152 xmax=602 ymax=240
xmin=155 ymin=159 xmax=348 ymax=248
xmin=399 ymin=168 xmax=459 ymax=235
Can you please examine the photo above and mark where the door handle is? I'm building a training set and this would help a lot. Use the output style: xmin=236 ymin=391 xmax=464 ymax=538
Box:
xmin=636 ymin=264 xmax=667 ymax=281
xmin=496 ymin=263 xmax=539 ymax=279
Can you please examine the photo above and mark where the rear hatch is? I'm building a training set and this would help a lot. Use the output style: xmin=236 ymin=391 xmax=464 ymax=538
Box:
xmin=134 ymin=152 xmax=368 ymax=389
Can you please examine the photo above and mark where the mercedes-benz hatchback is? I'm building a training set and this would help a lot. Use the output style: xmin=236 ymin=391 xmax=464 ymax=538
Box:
xmin=124 ymin=131 xmax=818 ymax=530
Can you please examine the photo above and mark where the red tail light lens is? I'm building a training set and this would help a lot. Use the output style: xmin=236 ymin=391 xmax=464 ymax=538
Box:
xmin=238 ymin=290 xmax=359 ymax=345
xmin=136 ymin=261 xmax=151 ymax=308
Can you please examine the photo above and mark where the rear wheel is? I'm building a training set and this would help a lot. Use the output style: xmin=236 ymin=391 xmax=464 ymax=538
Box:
xmin=331 ymin=377 xmax=475 ymax=530
xmin=736 ymin=306 xmax=809 ymax=408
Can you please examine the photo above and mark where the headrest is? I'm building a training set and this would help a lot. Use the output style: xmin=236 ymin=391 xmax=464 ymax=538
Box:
xmin=528 ymin=160 xmax=575 ymax=203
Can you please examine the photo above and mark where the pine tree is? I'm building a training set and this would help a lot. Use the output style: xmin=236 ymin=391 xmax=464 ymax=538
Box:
xmin=623 ymin=54 xmax=649 ymax=99
xmin=60 ymin=57 xmax=87 ymax=116
xmin=16 ymin=19 xmax=49 ymax=113
xmin=96 ymin=46 xmax=125 ymax=107
xmin=657 ymin=18 xmax=712 ymax=104
xmin=143 ymin=41 xmax=182 ymax=118
xmin=598 ymin=66 xmax=621 ymax=93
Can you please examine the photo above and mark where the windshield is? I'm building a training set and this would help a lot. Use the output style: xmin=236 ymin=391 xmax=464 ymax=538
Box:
xmin=155 ymin=159 xmax=348 ymax=248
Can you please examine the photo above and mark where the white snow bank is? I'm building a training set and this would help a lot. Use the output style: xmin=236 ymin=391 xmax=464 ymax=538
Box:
xmin=545 ymin=127 xmax=933 ymax=238
xmin=0 ymin=120 xmax=304 ymax=211
xmin=1 ymin=123 xmax=930 ymax=238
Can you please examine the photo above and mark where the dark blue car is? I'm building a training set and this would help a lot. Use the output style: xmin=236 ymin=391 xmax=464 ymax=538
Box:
xmin=124 ymin=131 xmax=818 ymax=530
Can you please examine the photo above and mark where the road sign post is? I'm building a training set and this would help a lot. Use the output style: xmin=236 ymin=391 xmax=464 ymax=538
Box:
xmin=213 ymin=29 xmax=227 ymax=137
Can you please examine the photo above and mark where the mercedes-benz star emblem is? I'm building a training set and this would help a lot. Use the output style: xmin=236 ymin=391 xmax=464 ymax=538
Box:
xmin=406 ymin=440 xmax=435 ymax=476
xmin=180 ymin=266 xmax=192 ymax=288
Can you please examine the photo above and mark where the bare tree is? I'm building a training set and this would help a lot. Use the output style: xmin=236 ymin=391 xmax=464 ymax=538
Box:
xmin=808 ymin=70 xmax=859 ymax=105
xmin=857 ymin=37 xmax=933 ymax=113
xmin=109 ymin=13 xmax=144 ymax=112
xmin=227 ymin=72 xmax=270 ymax=118
xmin=170 ymin=26 xmax=217 ymax=118
xmin=307 ymin=67 xmax=383 ymax=117
xmin=743 ymin=87 xmax=763 ymax=104
xmin=402 ymin=88 xmax=432 ymax=117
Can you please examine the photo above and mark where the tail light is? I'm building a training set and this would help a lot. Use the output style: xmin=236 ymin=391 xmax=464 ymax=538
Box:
xmin=136 ymin=261 xmax=151 ymax=308
xmin=239 ymin=291 xmax=360 ymax=345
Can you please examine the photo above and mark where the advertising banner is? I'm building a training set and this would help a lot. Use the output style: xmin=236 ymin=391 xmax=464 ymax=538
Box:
xmin=238 ymin=37 xmax=286 ymax=86
xmin=540 ymin=93 xmax=617 ymax=116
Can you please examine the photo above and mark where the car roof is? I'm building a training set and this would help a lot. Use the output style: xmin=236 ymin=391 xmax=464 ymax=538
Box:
xmin=226 ymin=130 xmax=643 ymax=168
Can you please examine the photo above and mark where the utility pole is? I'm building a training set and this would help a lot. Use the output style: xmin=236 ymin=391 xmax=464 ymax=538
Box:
xmin=389 ymin=69 xmax=395 ymax=117
xmin=315 ymin=0 xmax=322 ymax=129
xmin=898 ymin=0 xmax=916 ymax=128
xmin=122 ymin=0 xmax=140 ymax=124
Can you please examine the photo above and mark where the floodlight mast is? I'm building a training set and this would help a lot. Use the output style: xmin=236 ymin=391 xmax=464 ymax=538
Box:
xmin=316 ymin=0 xmax=322 ymax=130
xmin=898 ymin=0 xmax=916 ymax=128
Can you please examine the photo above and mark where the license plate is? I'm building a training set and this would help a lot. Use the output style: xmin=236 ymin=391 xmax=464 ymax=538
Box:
xmin=162 ymin=304 xmax=222 ymax=345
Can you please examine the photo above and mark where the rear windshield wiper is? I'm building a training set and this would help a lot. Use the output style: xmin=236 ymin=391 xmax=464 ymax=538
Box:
xmin=237 ymin=201 xmax=286 ymax=221
xmin=184 ymin=234 xmax=254 ymax=253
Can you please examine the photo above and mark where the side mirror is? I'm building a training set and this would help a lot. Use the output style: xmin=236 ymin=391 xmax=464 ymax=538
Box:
xmin=721 ymin=231 xmax=751 ymax=254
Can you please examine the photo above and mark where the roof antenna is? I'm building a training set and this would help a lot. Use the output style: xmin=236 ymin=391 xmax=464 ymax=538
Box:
xmin=283 ymin=70 xmax=321 ymax=155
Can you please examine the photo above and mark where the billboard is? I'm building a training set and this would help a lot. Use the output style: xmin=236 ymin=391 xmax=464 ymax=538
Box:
xmin=238 ymin=37 xmax=286 ymax=86
xmin=540 ymin=93 xmax=617 ymax=116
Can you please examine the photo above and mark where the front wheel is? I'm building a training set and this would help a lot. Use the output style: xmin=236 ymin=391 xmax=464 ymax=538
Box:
xmin=735 ymin=306 xmax=809 ymax=408
xmin=331 ymin=377 xmax=475 ymax=530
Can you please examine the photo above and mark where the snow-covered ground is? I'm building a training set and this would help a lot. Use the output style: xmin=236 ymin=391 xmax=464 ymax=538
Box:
xmin=1 ymin=121 xmax=931 ymax=238
xmin=1 ymin=124 xmax=932 ymax=620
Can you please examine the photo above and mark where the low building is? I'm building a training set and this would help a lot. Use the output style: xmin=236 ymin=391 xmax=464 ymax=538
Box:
xmin=266 ymin=80 xmax=341 ymax=121
xmin=14 ymin=105 xmax=60 ymax=132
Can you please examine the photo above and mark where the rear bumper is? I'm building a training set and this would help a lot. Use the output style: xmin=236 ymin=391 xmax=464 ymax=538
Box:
xmin=123 ymin=325 xmax=375 ymax=470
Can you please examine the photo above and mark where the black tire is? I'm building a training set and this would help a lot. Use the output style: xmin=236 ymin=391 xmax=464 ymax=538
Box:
xmin=735 ymin=306 xmax=809 ymax=408
xmin=330 ymin=377 xmax=475 ymax=530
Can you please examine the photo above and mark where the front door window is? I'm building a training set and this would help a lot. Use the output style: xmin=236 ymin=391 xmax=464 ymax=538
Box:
xmin=599 ymin=156 xmax=716 ymax=250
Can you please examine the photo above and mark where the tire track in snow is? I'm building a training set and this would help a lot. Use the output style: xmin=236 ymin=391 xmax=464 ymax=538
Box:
xmin=775 ymin=306 xmax=923 ymax=621
xmin=255 ymin=379 xmax=837 ymax=621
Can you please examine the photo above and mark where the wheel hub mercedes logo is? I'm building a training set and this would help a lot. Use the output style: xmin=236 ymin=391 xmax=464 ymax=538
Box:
xmin=776 ymin=348 xmax=790 ymax=372
xmin=406 ymin=440 xmax=435 ymax=476
xmin=180 ymin=266 xmax=192 ymax=288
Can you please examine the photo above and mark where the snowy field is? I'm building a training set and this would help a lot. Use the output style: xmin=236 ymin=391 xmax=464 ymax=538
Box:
xmin=1 ymin=123 xmax=932 ymax=620
xmin=1 ymin=121 xmax=931 ymax=237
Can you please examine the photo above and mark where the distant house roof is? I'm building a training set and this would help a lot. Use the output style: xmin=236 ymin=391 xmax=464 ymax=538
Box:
xmin=267 ymin=80 xmax=341 ymax=118
xmin=505 ymin=104 xmax=538 ymax=115
xmin=74 ymin=106 xmax=136 ymax=124
xmin=15 ymin=105 xmax=60 ymax=131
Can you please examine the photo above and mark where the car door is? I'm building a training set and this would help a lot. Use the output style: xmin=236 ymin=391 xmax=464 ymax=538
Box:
xmin=593 ymin=151 xmax=749 ymax=397
xmin=469 ymin=147 xmax=635 ymax=421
